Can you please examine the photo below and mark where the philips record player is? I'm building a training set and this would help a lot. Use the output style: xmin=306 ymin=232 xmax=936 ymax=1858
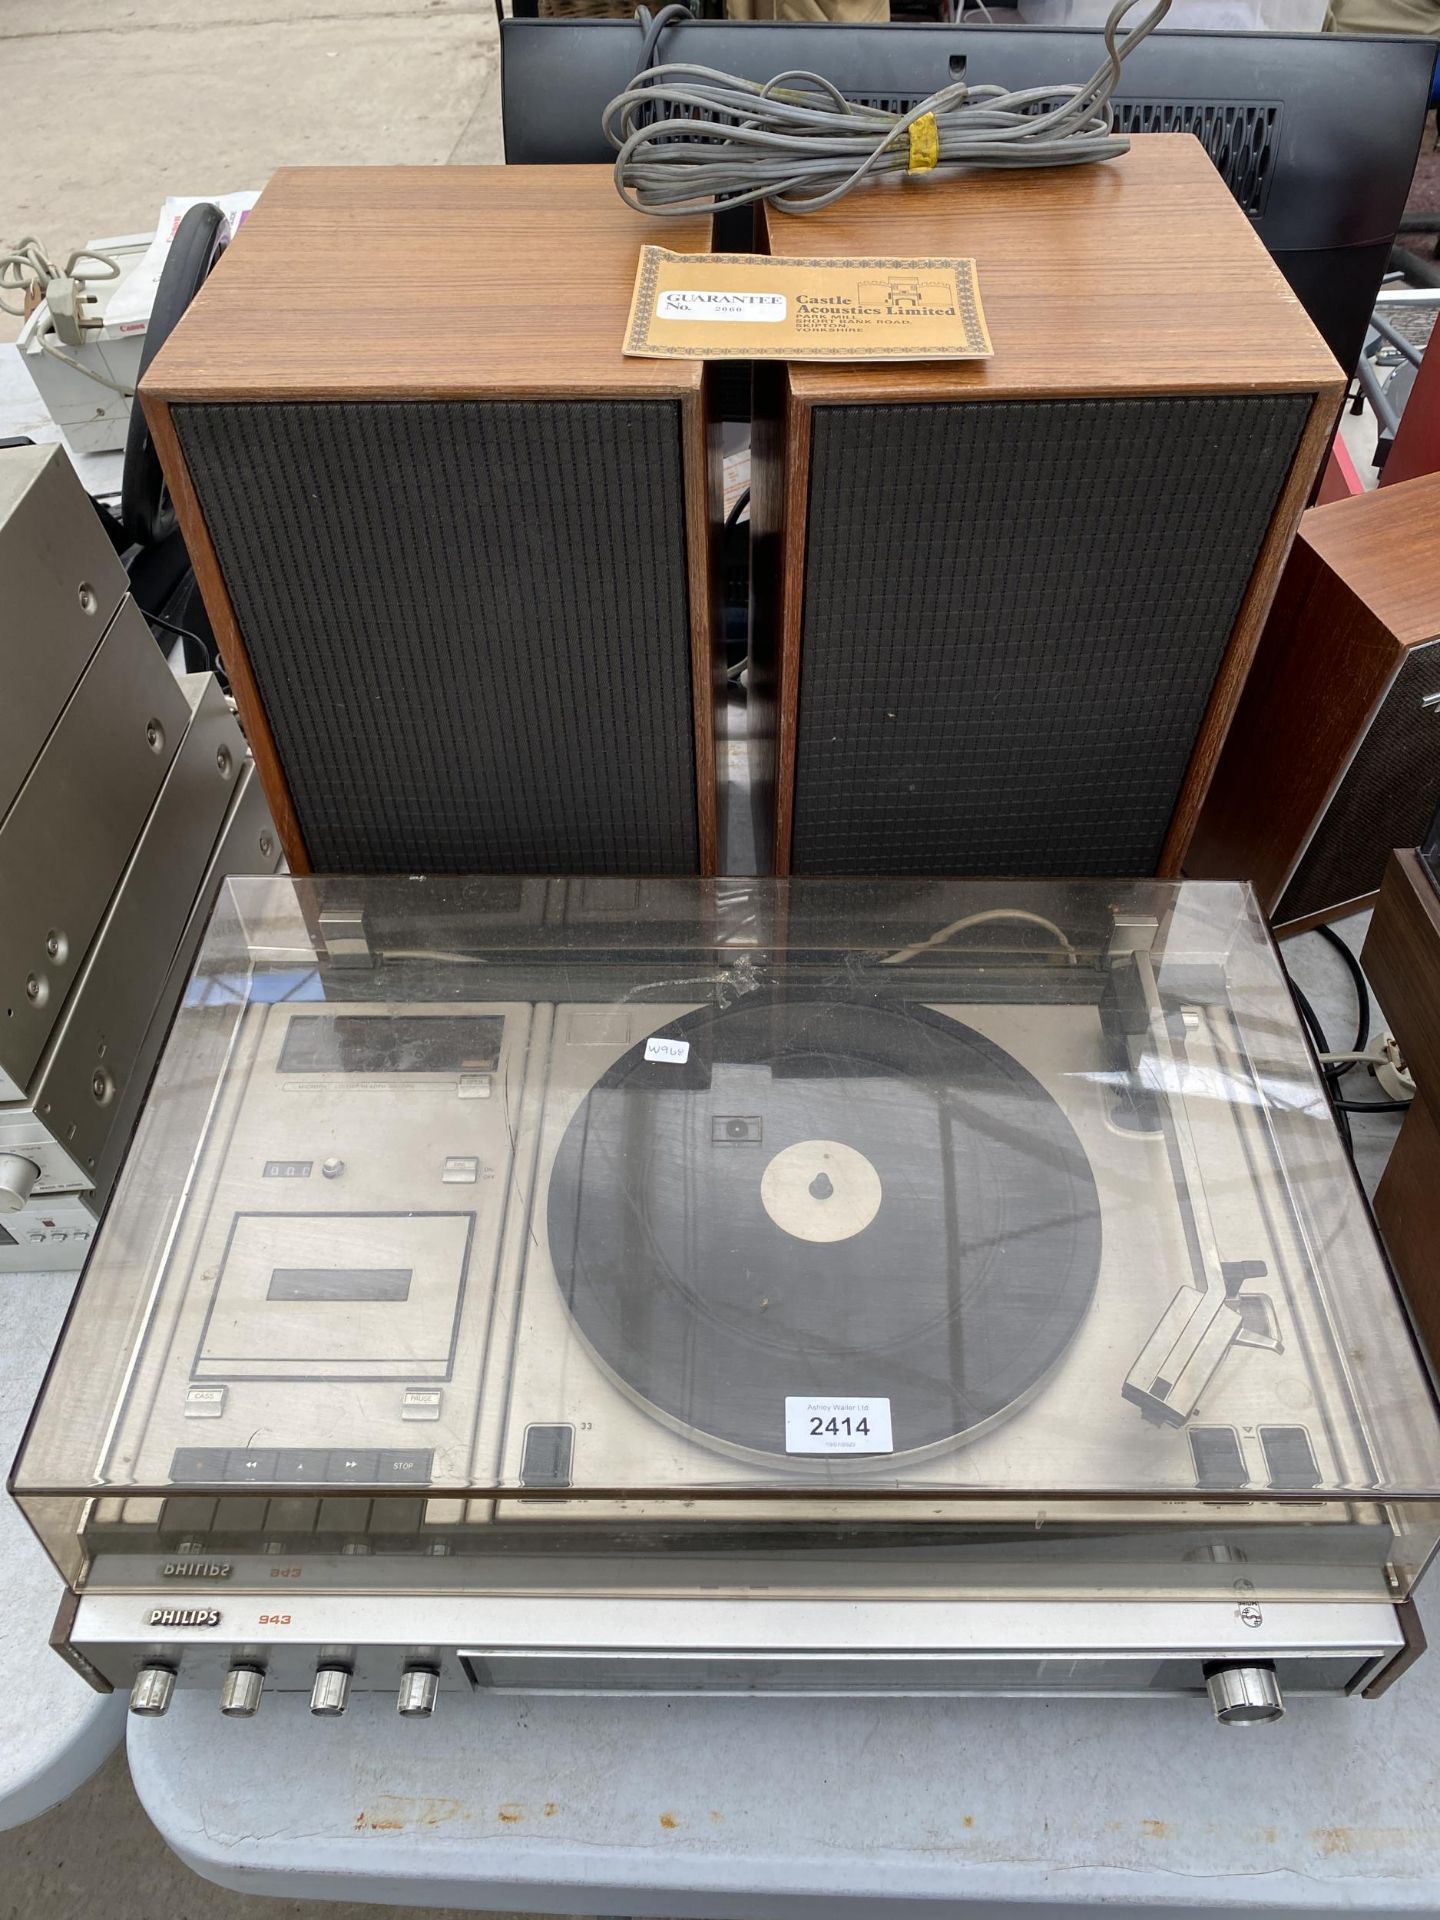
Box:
xmin=14 ymin=875 xmax=1440 ymax=1727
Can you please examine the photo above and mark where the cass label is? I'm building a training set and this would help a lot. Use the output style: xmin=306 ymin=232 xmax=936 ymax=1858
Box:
xmin=644 ymin=1036 xmax=690 ymax=1065
xmin=657 ymin=290 xmax=786 ymax=323
xmin=784 ymin=1396 xmax=893 ymax=1455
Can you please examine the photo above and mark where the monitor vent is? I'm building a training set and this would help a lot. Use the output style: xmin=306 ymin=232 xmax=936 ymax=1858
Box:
xmin=1113 ymin=100 xmax=1279 ymax=217
xmin=838 ymin=94 xmax=1280 ymax=221
xmin=845 ymin=93 xmax=925 ymax=118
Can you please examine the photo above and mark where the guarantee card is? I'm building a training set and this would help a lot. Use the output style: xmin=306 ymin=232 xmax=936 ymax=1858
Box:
xmin=624 ymin=248 xmax=992 ymax=363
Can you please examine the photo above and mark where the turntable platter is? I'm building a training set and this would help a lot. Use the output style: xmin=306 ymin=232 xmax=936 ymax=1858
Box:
xmin=547 ymin=995 xmax=1101 ymax=1461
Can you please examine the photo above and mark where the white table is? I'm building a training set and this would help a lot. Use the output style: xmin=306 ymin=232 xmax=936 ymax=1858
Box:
xmin=0 ymin=1273 xmax=125 ymax=1830
xmin=128 ymin=1622 xmax=1440 ymax=1918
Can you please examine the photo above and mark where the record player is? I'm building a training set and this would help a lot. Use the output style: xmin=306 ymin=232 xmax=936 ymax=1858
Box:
xmin=14 ymin=875 xmax=1440 ymax=1728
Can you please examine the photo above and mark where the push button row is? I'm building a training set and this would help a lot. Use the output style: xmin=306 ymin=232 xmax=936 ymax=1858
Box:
xmin=168 ymin=1446 xmax=433 ymax=1485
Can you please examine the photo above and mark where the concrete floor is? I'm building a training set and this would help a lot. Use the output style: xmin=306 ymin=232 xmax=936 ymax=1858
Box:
xmin=0 ymin=0 xmax=503 ymax=343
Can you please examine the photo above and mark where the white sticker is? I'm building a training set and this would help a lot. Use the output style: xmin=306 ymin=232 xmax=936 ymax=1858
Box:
xmin=643 ymin=1035 xmax=690 ymax=1065
xmin=785 ymin=1397 xmax=893 ymax=1455
xmin=657 ymin=290 xmax=787 ymax=323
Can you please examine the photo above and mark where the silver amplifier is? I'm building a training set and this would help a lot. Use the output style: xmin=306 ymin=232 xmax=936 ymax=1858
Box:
xmin=0 ymin=443 xmax=129 ymax=821
xmin=0 ymin=743 xmax=281 ymax=1272
xmin=0 ymin=438 xmax=203 ymax=1105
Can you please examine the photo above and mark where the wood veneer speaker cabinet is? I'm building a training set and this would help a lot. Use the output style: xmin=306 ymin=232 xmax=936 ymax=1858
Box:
xmin=751 ymin=135 xmax=1342 ymax=879
xmin=1361 ymin=850 xmax=1440 ymax=1370
xmin=1188 ymin=472 xmax=1440 ymax=931
xmin=141 ymin=167 xmax=723 ymax=876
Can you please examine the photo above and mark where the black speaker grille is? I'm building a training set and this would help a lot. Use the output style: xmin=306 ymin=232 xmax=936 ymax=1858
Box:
xmin=1277 ymin=644 xmax=1440 ymax=925
xmin=790 ymin=393 xmax=1309 ymax=877
xmin=175 ymin=400 xmax=700 ymax=874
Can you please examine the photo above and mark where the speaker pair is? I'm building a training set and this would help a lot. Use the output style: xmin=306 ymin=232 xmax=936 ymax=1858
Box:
xmin=144 ymin=153 xmax=1341 ymax=881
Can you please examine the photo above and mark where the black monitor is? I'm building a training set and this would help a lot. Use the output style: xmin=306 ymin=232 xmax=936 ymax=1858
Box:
xmin=501 ymin=18 xmax=1434 ymax=376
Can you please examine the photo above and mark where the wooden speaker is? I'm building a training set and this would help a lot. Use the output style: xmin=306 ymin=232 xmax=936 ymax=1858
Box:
xmin=143 ymin=167 xmax=722 ymax=876
xmin=1188 ymin=472 xmax=1440 ymax=931
xmin=1361 ymin=850 xmax=1440 ymax=1369
xmin=751 ymin=136 xmax=1341 ymax=878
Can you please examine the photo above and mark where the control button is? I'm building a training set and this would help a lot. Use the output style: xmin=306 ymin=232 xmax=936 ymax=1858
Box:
xmin=220 ymin=1664 xmax=265 ymax=1717
xmin=311 ymin=1666 xmax=352 ymax=1717
xmin=327 ymin=1449 xmax=379 ymax=1483
xmin=49 ymin=1229 xmax=69 ymax=1243
xmin=271 ymin=1448 xmax=332 ymax=1484
xmin=376 ymin=1449 xmax=433 ymax=1485
xmin=264 ymin=1496 xmax=319 ymax=1535
xmin=27 ymin=1231 xmax=46 ymax=1244
xmin=162 ymin=1496 xmax=217 ymax=1536
xmin=401 ymin=1390 xmax=443 ymax=1423
xmin=396 ymin=1666 xmax=440 ymax=1717
xmin=1204 ymin=1663 xmax=1284 ymax=1726
xmin=457 ymin=1074 xmax=491 ymax=1100
xmin=170 ymin=1447 xmax=231 ymax=1482
xmin=442 ymin=1156 xmax=479 ymax=1184
xmin=223 ymin=1496 xmax=269 ymax=1531
xmin=521 ymin=1424 xmax=575 ymax=1489
xmin=0 ymin=1154 xmax=41 ymax=1215
xmin=226 ymin=1449 xmax=278 ymax=1483
xmin=184 ymin=1386 xmax=228 ymax=1420
xmin=73 ymin=1230 xmax=89 ymax=1243
xmin=317 ymin=1496 xmax=372 ymax=1532
xmin=130 ymin=1665 xmax=177 ymax=1716
xmin=1188 ymin=1427 xmax=1247 ymax=1490
xmin=1260 ymin=1426 xmax=1321 ymax=1491
xmin=321 ymin=1157 xmax=345 ymax=1180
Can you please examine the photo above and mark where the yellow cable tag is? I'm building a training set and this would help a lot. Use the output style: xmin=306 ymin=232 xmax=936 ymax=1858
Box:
xmin=907 ymin=111 xmax=939 ymax=175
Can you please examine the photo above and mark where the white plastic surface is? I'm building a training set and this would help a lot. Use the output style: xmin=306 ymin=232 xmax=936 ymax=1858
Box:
xmin=0 ymin=340 xmax=126 ymax=498
xmin=0 ymin=1272 xmax=125 ymax=1831
xmin=13 ymin=234 xmax=150 ymax=455
xmin=127 ymin=1626 xmax=1440 ymax=1917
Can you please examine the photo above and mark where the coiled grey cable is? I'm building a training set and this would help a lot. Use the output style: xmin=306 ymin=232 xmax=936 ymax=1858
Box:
xmin=607 ymin=0 xmax=1172 ymax=218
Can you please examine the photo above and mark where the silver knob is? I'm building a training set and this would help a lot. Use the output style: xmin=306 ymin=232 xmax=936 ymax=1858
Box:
xmin=396 ymin=1666 xmax=440 ymax=1717
xmin=311 ymin=1666 xmax=352 ymax=1716
xmin=1206 ymin=1663 xmax=1284 ymax=1726
xmin=220 ymin=1664 xmax=265 ymax=1716
xmin=130 ymin=1665 xmax=176 ymax=1716
xmin=0 ymin=1154 xmax=40 ymax=1215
